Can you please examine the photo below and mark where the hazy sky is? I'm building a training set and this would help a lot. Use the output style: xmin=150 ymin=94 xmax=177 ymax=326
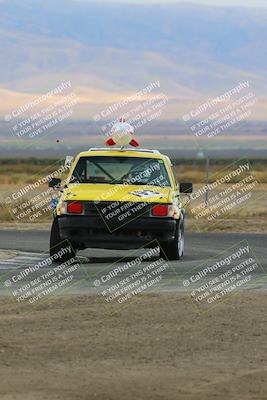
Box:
xmin=77 ymin=0 xmax=267 ymax=8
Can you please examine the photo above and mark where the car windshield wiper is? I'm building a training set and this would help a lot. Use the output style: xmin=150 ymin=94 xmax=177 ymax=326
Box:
xmin=86 ymin=180 xmax=113 ymax=184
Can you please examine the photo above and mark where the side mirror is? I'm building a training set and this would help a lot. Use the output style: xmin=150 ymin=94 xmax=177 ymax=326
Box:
xmin=180 ymin=182 xmax=193 ymax=194
xmin=49 ymin=178 xmax=62 ymax=189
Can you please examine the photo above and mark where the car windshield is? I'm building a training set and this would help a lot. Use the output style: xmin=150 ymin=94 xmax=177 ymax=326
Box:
xmin=70 ymin=156 xmax=171 ymax=187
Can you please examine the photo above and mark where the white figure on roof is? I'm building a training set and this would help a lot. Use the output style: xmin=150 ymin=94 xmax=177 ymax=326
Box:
xmin=106 ymin=117 xmax=139 ymax=148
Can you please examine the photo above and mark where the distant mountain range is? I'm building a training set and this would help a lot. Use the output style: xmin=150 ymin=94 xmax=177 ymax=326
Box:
xmin=0 ymin=0 xmax=267 ymax=121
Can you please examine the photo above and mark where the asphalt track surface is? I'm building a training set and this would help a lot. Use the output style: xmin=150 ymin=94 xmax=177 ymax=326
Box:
xmin=0 ymin=230 xmax=266 ymax=304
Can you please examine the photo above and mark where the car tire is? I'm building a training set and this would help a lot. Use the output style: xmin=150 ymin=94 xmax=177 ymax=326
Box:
xmin=49 ymin=218 xmax=77 ymax=263
xmin=160 ymin=216 xmax=185 ymax=261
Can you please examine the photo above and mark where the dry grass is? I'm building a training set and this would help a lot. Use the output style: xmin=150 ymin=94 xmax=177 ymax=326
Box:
xmin=0 ymin=160 xmax=266 ymax=230
xmin=0 ymin=163 xmax=62 ymax=185
xmin=1 ymin=160 xmax=267 ymax=184
xmin=176 ymin=165 xmax=267 ymax=184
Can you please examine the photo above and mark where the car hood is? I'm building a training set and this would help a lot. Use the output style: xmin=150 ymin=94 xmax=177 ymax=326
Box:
xmin=63 ymin=183 xmax=173 ymax=203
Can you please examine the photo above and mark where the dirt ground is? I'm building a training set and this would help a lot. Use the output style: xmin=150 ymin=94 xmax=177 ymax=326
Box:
xmin=0 ymin=293 xmax=267 ymax=400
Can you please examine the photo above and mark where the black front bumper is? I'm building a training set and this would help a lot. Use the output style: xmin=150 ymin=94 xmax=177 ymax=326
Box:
xmin=58 ymin=215 xmax=176 ymax=250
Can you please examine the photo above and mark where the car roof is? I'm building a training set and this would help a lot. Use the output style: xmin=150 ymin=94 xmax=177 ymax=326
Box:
xmin=77 ymin=148 xmax=168 ymax=160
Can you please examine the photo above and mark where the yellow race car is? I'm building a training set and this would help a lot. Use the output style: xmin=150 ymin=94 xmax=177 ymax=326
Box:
xmin=48 ymin=148 xmax=192 ymax=261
